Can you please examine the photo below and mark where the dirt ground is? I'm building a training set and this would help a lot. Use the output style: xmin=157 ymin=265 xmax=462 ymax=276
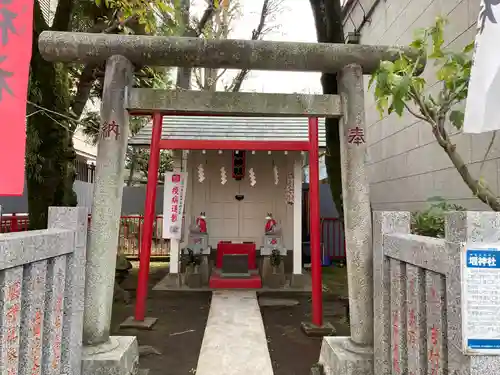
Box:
xmin=260 ymin=265 xmax=350 ymax=375
xmin=111 ymin=262 xmax=349 ymax=375
xmin=111 ymin=262 xmax=211 ymax=375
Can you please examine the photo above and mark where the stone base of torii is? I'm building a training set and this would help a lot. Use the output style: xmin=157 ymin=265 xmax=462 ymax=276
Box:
xmin=38 ymin=31 xmax=416 ymax=375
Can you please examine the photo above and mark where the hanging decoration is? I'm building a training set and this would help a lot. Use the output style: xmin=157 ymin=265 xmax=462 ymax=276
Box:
xmin=232 ymin=150 xmax=246 ymax=180
xmin=249 ymin=167 xmax=256 ymax=187
xmin=285 ymin=172 xmax=294 ymax=205
xmin=220 ymin=166 xmax=227 ymax=185
xmin=273 ymin=164 xmax=279 ymax=185
xmin=197 ymin=164 xmax=205 ymax=183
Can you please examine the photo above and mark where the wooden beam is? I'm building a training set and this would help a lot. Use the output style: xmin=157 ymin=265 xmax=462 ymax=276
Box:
xmin=127 ymin=89 xmax=342 ymax=117
xmin=38 ymin=32 xmax=418 ymax=74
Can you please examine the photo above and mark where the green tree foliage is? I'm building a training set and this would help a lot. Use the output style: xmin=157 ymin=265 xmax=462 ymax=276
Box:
xmin=27 ymin=0 xmax=179 ymax=229
xmin=309 ymin=0 xmax=344 ymax=217
xmin=370 ymin=17 xmax=500 ymax=211
xmin=411 ymin=197 xmax=465 ymax=238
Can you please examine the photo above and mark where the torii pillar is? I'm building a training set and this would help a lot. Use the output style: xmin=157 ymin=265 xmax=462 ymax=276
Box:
xmin=318 ymin=63 xmax=374 ymax=375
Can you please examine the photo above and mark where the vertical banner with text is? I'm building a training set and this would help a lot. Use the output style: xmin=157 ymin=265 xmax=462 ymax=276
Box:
xmin=162 ymin=172 xmax=188 ymax=240
xmin=0 ymin=0 xmax=34 ymax=195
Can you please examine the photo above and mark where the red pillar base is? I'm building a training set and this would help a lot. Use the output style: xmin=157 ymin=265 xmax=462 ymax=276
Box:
xmin=120 ymin=316 xmax=158 ymax=330
xmin=300 ymin=321 xmax=336 ymax=337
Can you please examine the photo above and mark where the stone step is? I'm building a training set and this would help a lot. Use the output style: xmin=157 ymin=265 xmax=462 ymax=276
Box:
xmin=220 ymin=272 xmax=251 ymax=278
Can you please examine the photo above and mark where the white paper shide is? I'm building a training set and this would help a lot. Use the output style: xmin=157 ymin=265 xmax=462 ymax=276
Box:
xmin=463 ymin=1 xmax=500 ymax=133
xmin=162 ymin=172 xmax=188 ymax=240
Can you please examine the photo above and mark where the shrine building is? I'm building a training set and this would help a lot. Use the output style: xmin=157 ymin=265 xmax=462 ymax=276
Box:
xmin=129 ymin=115 xmax=326 ymax=289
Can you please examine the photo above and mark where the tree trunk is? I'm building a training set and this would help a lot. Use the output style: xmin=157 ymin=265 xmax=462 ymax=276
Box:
xmin=27 ymin=1 xmax=76 ymax=230
xmin=127 ymin=149 xmax=137 ymax=186
xmin=309 ymin=0 xmax=344 ymax=217
xmin=176 ymin=0 xmax=192 ymax=89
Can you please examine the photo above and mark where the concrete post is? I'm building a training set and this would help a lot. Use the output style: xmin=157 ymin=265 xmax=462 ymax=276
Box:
xmin=84 ymin=55 xmax=133 ymax=346
xmin=338 ymin=63 xmax=373 ymax=346
xmin=317 ymin=63 xmax=374 ymax=375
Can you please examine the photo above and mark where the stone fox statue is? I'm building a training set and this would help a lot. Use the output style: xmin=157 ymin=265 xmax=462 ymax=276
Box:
xmin=265 ymin=213 xmax=277 ymax=234
xmin=194 ymin=212 xmax=207 ymax=233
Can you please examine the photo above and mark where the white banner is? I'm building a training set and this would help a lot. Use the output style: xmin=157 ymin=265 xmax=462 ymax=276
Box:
xmin=463 ymin=1 xmax=500 ymax=133
xmin=162 ymin=172 xmax=188 ymax=240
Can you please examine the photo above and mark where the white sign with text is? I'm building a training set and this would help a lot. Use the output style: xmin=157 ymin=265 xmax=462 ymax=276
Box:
xmin=162 ymin=172 xmax=188 ymax=240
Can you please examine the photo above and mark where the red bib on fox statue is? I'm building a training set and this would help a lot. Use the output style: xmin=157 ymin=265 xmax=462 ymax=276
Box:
xmin=195 ymin=212 xmax=207 ymax=234
xmin=265 ymin=213 xmax=277 ymax=234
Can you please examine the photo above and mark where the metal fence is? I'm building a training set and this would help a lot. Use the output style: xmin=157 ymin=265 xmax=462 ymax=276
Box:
xmin=1 ymin=213 xmax=341 ymax=260
xmin=0 ymin=213 xmax=170 ymax=258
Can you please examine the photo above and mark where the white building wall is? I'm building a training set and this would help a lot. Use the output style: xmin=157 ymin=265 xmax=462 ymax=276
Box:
xmin=344 ymin=0 xmax=498 ymax=211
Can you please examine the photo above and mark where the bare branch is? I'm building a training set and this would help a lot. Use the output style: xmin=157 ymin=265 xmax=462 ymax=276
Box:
xmin=228 ymin=0 xmax=283 ymax=92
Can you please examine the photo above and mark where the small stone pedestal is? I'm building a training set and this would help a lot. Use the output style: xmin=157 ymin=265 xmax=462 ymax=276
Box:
xmin=261 ymin=257 xmax=286 ymax=288
xmin=185 ymin=264 xmax=203 ymax=288
xmin=318 ymin=337 xmax=373 ymax=375
xmin=290 ymin=273 xmax=308 ymax=288
xmin=200 ymin=255 xmax=211 ymax=285
xmin=82 ymin=336 xmax=139 ymax=375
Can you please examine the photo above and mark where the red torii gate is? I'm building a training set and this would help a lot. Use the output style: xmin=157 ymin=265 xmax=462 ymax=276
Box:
xmin=132 ymin=112 xmax=324 ymax=327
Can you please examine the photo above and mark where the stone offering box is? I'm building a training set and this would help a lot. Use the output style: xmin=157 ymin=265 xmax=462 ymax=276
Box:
xmin=261 ymin=234 xmax=286 ymax=256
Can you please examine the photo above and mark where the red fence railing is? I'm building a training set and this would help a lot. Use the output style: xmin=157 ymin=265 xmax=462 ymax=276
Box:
xmin=321 ymin=217 xmax=346 ymax=260
xmin=0 ymin=213 xmax=170 ymax=258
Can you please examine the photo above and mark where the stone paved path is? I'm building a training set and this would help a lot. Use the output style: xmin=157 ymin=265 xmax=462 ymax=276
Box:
xmin=196 ymin=290 xmax=274 ymax=375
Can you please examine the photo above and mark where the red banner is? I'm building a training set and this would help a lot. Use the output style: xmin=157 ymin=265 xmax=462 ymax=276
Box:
xmin=0 ymin=0 xmax=34 ymax=195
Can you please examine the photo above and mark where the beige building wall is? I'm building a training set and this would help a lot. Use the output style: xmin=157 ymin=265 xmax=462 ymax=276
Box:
xmin=344 ymin=0 xmax=498 ymax=211
xmin=184 ymin=150 xmax=295 ymax=249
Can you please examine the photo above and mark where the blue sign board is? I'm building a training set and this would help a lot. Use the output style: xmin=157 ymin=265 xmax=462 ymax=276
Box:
xmin=462 ymin=245 xmax=500 ymax=355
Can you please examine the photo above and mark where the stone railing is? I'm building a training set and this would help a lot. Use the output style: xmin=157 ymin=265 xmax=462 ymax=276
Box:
xmin=0 ymin=206 xmax=88 ymax=375
xmin=373 ymin=211 xmax=500 ymax=375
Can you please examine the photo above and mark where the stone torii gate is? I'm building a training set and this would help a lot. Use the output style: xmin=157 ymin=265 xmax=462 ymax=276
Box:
xmin=39 ymin=31 xmax=414 ymax=375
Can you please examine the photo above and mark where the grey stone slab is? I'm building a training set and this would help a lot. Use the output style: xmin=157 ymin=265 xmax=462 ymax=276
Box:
xmin=19 ymin=261 xmax=47 ymax=375
xmin=290 ymin=273 xmax=308 ymax=288
xmin=81 ymin=336 xmax=139 ymax=375
xmin=0 ymin=229 xmax=74 ymax=271
xmin=259 ymin=297 xmax=299 ymax=307
xmin=196 ymin=291 xmax=273 ymax=375
xmin=38 ymin=31 xmax=418 ymax=74
xmin=405 ymin=265 xmax=426 ymax=375
xmin=42 ymin=256 xmax=67 ymax=375
xmin=120 ymin=316 xmax=158 ymax=330
xmin=127 ymin=89 xmax=342 ymax=117
xmin=301 ymin=321 xmax=336 ymax=337
xmin=0 ymin=266 xmax=23 ymax=375
xmin=49 ymin=207 xmax=88 ymax=375
xmin=373 ymin=211 xmax=410 ymax=375
xmin=425 ymin=271 xmax=446 ymax=375
xmin=389 ymin=259 xmax=407 ymax=374
xmin=383 ymin=233 xmax=447 ymax=273
xmin=319 ymin=337 xmax=374 ymax=375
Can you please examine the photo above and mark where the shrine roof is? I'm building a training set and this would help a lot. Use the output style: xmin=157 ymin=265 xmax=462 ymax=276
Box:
xmin=128 ymin=116 xmax=326 ymax=147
